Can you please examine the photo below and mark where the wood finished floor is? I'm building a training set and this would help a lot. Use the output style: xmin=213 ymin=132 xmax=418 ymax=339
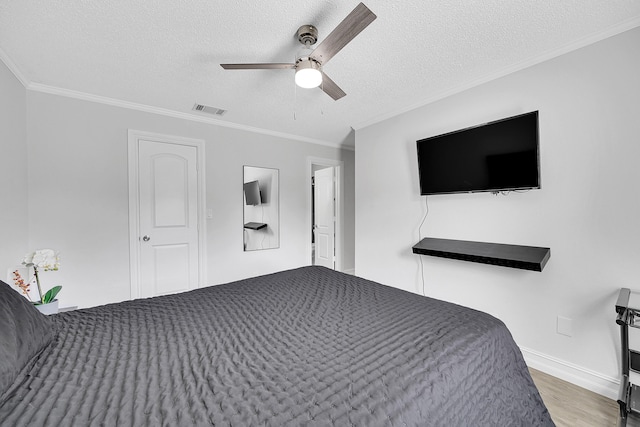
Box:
xmin=529 ymin=368 xmax=621 ymax=426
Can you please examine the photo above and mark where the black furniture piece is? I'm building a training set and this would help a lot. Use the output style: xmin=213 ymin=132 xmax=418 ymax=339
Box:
xmin=616 ymin=288 xmax=640 ymax=425
xmin=243 ymin=222 xmax=267 ymax=230
xmin=413 ymin=237 xmax=550 ymax=272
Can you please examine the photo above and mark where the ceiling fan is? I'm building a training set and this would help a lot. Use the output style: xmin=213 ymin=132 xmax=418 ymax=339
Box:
xmin=220 ymin=3 xmax=376 ymax=101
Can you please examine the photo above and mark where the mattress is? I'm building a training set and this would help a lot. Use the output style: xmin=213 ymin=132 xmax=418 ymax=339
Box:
xmin=0 ymin=266 xmax=553 ymax=426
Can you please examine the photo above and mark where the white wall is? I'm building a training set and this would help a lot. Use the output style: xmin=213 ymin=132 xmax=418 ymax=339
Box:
xmin=0 ymin=59 xmax=28 ymax=281
xmin=23 ymin=90 xmax=354 ymax=308
xmin=355 ymin=27 xmax=640 ymax=397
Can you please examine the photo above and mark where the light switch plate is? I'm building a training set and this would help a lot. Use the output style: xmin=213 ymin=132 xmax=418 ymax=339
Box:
xmin=557 ymin=316 xmax=573 ymax=337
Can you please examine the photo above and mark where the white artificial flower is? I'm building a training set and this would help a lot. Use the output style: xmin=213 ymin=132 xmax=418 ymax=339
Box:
xmin=23 ymin=249 xmax=60 ymax=271
xmin=22 ymin=252 xmax=34 ymax=265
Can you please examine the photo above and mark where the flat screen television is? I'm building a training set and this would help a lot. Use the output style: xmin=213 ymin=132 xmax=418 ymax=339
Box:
xmin=244 ymin=180 xmax=262 ymax=205
xmin=416 ymin=111 xmax=540 ymax=195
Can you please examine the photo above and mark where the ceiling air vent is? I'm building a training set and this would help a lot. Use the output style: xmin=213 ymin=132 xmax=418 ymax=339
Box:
xmin=192 ymin=103 xmax=227 ymax=116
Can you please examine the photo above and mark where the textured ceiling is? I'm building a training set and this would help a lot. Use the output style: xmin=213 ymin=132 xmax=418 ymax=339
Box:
xmin=1 ymin=1 xmax=640 ymax=147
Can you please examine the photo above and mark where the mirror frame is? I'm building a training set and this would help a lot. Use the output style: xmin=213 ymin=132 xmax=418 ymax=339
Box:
xmin=243 ymin=166 xmax=280 ymax=251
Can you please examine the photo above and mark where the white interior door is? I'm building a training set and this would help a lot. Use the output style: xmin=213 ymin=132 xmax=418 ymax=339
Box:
xmin=137 ymin=139 xmax=199 ymax=297
xmin=314 ymin=167 xmax=335 ymax=269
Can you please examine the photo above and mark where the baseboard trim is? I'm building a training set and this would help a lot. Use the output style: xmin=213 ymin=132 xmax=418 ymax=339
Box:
xmin=342 ymin=268 xmax=355 ymax=275
xmin=521 ymin=346 xmax=619 ymax=400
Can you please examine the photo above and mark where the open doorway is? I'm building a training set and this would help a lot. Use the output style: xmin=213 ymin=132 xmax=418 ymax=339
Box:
xmin=307 ymin=157 xmax=343 ymax=271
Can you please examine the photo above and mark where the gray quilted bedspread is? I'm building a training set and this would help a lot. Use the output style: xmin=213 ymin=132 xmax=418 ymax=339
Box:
xmin=0 ymin=266 xmax=553 ymax=426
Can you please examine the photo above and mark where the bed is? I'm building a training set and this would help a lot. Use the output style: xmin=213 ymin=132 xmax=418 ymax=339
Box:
xmin=0 ymin=266 xmax=553 ymax=426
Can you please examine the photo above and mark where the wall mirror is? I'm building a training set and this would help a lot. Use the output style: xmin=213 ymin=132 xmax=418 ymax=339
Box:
xmin=243 ymin=166 xmax=279 ymax=251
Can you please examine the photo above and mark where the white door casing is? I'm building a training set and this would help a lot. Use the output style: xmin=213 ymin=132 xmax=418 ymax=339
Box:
xmin=314 ymin=167 xmax=335 ymax=269
xmin=128 ymin=130 xmax=206 ymax=299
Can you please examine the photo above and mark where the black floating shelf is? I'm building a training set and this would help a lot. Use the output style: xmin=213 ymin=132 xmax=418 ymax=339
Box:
xmin=412 ymin=237 xmax=550 ymax=272
xmin=244 ymin=222 xmax=267 ymax=230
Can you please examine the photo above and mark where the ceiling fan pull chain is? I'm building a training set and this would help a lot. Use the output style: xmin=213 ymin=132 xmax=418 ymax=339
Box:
xmin=320 ymin=80 xmax=324 ymax=116
xmin=293 ymin=78 xmax=297 ymax=120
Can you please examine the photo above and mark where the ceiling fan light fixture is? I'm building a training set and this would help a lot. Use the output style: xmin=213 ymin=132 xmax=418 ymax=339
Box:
xmin=295 ymin=58 xmax=322 ymax=89
xmin=220 ymin=3 xmax=377 ymax=100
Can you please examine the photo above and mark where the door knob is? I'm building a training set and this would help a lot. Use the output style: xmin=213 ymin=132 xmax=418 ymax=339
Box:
xmin=142 ymin=235 xmax=151 ymax=242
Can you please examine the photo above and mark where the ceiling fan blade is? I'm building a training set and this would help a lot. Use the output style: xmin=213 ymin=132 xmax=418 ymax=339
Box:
xmin=220 ymin=63 xmax=295 ymax=70
xmin=320 ymin=72 xmax=346 ymax=100
xmin=310 ymin=3 xmax=376 ymax=65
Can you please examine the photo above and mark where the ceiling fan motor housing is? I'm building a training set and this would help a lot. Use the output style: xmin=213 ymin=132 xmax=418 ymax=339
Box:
xmin=297 ymin=25 xmax=318 ymax=46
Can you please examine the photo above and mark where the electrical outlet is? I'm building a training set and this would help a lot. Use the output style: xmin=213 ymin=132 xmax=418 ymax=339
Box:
xmin=557 ymin=316 xmax=573 ymax=337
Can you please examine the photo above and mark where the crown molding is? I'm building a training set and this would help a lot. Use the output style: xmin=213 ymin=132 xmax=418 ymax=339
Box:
xmin=352 ymin=16 xmax=640 ymax=131
xmin=25 ymin=82 xmax=347 ymax=150
xmin=0 ymin=45 xmax=346 ymax=150
xmin=7 ymin=15 xmax=638 ymax=148
xmin=0 ymin=47 xmax=30 ymax=87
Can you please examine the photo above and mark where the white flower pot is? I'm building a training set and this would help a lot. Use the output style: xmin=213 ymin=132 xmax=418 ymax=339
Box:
xmin=35 ymin=299 xmax=59 ymax=315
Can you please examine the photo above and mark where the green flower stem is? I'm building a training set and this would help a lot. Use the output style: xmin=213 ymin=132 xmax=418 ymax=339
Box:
xmin=33 ymin=266 xmax=45 ymax=304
